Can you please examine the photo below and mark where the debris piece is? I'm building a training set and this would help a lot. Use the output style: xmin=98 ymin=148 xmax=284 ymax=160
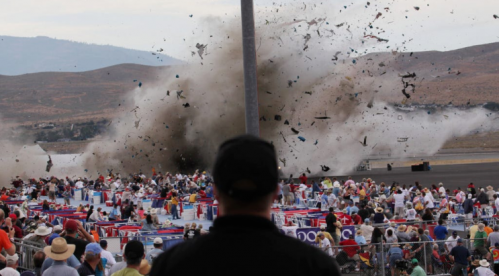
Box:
xmin=288 ymin=80 xmax=293 ymax=87
xmin=414 ymin=6 xmax=420 ymax=10
xmin=183 ymin=103 xmax=190 ymax=108
xmin=274 ymin=115 xmax=282 ymax=121
xmin=46 ymin=156 xmax=53 ymax=172
xmin=291 ymin=128 xmax=300 ymax=134
xmin=135 ymin=120 xmax=140 ymax=129
xmin=315 ymin=116 xmax=331 ymax=119
xmin=279 ymin=158 xmax=286 ymax=167
xmin=320 ymin=165 xmax=330 ymax=172
xmin=298 ymin=136 xmax=306 ymax=142
xmin=138 ymin=82 xmax=142 ymax=88
xmin=314 ymin=140 xmax=318 ymax=145
xmin=195 ymin=43 xmax=207 ymax=59
xmin=284 ymin=120 xmax=290 ymax=125
xmin=360 ymin=136 xmax=367 ymax=147
xmin=494 ymin=15 xmax=499 ymax=19
xmin=306 ymin=168 xmax=311 ymax=174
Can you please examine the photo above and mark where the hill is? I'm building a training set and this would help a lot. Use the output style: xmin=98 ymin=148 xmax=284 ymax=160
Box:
xmin=0 ymin=36 xmax=181 ymax=75
xmin=0 ymin=63 xmax=166 ymax=125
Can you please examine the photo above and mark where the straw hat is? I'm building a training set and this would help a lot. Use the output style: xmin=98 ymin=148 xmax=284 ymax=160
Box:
xmin=487 ymin=186 xmax=494 ymax=191
xmin=423 ymin=188 xmax=430 ymax=193
xmin=376 ymin=207 xmax=384 ymax=213
xmin=403 ymin=244 xmax=412 ymax=249
xmin=34 ymin=226 xmax=51 ymax=236
xmin=44 ymin=237 xmax=75 ymax=261
xmin=480 ymin=260 xmax=490 ymax=267
xmin=398 ymin=225 xmax=407 ymax=232
xmin=356 ymin=229 xmax=363 ymax=235
xmin=438 ymin=182 xmax=443 ymax=186
xmin=139 ymin=259 xmax=151 ymax=275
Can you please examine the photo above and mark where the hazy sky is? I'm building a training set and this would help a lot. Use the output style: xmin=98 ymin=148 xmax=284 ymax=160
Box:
xmin=1 ymin=0 xmax=498 ymax=59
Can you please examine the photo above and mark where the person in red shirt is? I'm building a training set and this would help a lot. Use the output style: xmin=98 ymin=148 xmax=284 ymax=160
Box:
xmin=8 ymin=214 xmax=22 ymax=239
xmin=198 ymin=189 xmax=207 ymax=198
xmin=351 ymin=212 xmax=363 ymax=225
xmin=337 ymin=210 xmax=353 ymax=225
xmin=298 ymin=173 xmax=308 ymax=184
xmin=339 ymin=235 xmax=361 ymax=271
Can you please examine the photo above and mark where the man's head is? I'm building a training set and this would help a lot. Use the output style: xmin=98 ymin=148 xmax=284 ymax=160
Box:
xmin=438 ymin=219 xmax=444 ymax=226
xmin=411 ymin=258 xmax=419 ymax=267
xmin=153 ymin=237 xmax=163 ymax=248
xmin=64 ymin=219 xmax=79 ymax=235
xmin=212 ymin=135 xmax=278 ymax=215
xmin=84 ymin=243 xmax=102 ymax=264
xmin=317 ymin=232 xmax=325 ymax=240
xmin=124 ymin=240 xmax=144 ymax=266
xmin=33 ymin=251 xmax=45 ymax=268
xmin=329 ymin=207 xmax=334 ymax=213
xmin=100 ymin=240 xmax=108 ymax=250
xmin=478 ymin=223 xmax=485 ymax=232
xmin=452 ymin=231 xmax=458 ymax=238
xmin=457 ymin=238 xmax=463 ymax=245
xmin=6 ymin=254 xmax=18 ymax=268
xmin=417 ymin=228 xmax=424 ymax=236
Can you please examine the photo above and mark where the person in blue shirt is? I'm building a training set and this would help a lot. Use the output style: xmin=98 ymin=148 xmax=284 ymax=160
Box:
xmin=312 ymin=181 xmax=321 ymax=199
xmin=321 ymin=192 xmax=329 ymax=208
xmin=433 ymin=219 xmax=448 ymax=253
xmin=108 ymin=204 xmax=121 ymax=221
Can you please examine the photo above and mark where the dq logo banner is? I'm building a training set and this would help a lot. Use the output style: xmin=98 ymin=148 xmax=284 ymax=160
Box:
xmin=295 ymin=227 xmax=320 ymax=244
xmin=341 ymin=225 xmax=356 ymax=241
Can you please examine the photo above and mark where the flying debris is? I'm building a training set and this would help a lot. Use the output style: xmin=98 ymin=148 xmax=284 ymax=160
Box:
xmin=279 ymin=158 xmax=286 ymax=167
xmin=306 ymin=167 xmax=311 ymax=174
xmin=46 ymin=156 xmax=53 ymax=172
xmin=364 ymin=35 xmax=389 ymax=42
xmin=360 ymin=136 xmax=367 ymax=147
xmin=195 ymin=43 xmax=207 ymax=59
xmin=320 ymin=165 xmax=330 ymax=172
xmin=291 ymin=128 xmax=300 ymax=134
xmin=494 ymin=14 xmax=498 ymax=19
xmin=183 ymin=103 xmax=190 ymax=108
xmin=298 ymin=136 xmax=306 ymax=142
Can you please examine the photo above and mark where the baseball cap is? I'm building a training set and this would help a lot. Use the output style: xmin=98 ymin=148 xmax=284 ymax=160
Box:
xmin=124 ymin=240 xmax=144 ymax=260
xmin=85 ymin=243 xmax=103 ymax=255
xmin=495 ymin=243 xmax=499 ymax=247
xmin=48 ymin=233 xmax=60 ymax=245
xmin=411 ymin=259 xmax=418 ymax=264
xmin=457 ymin=238 xmax=463 ymax=243
xmin=212 ymin=135 xmax=278 ymax=201
xmin=317 ymin=232 xmax=325 ymax=237
xmin=9 ymin=214 xmax=17 ymax=220
xmin=153 ymin=237 xmax=163 ymax=244
xmin=100 ymin=240 xmax=108 ymax=248
xmin=452 ymin=231 xmax=458 ymax=235
xmin=6 ymin=254 xmax=18 ymax=263
xmin=65 ymin=220 xmax=78 ymax=232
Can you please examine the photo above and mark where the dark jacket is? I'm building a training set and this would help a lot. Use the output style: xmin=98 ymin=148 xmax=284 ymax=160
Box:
xmin=150 ymin=215 xmax=341 ymax=276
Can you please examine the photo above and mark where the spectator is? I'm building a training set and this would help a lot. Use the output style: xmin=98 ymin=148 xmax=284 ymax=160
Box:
xmin=373 ymin=207 xmax=385 ymax=224
xmin=434 ymin=219 xmax=448 ymax=252
xmin=298 ymin=173 xmax=307 ymax=184
xmin=86 ymin=206 xmax=94 ymax=222
xmin=109 ymin=204 xmax=121 ymax=221
xmin=491 ymin=243 xmax=499 ymax=275
xmin=356 ymin=219 xmax=371 ymax=242
xmin=388 ymin=243 xmax=403 ymax=276
xmin=145 ymin=238 xmax=163 ymax=264
xmin=41 ymin=234 xmax=80 ymax=274
xmin=449 ymin=238 xmax=471 ymax=276
xmin=445 ymin=231 xmax=461 ymax=253
xmin=0 ymin=254 xmax=19 ymax=276
xmin=8 ymin=214 xmax=22 ymax=239
xmin=149 ymin=135 xmax=340 ymax=276
xmin=409 ymin=259 xmax=427 ymax=276
xmin=475 ymin=259 xmax=496 ymax=276
xmin=396 ymin=225 xmax=411 ymax=243
xmin=421 ymin=208 xmax=434 ymax=221
xmin=488 ymin=226 xmax=499 ymax=248
xmin=413 ymin=228 xmax=433 ymax=274
xmin=339 ymin=234 xmax=361 ymax=271
xmin=42 ymin=237 xmax=78 ymax=276
xmin=326 ymin=207 xmax=340 ymax=245
xmin=89 ymin=207 xmax=104 ymax=222
xmin=108 ymin=245 xmax=127 ymax=276
xmin=111 ymin=240 xmax=145 ymax=276
xmin=474 ymin=223 xmax=491 ymax=260
xmin=170 ymin=192 xmax=179 ymax=220
xmin=141 ymin=215 xmax=157 ymax=232
xmin=63 ymin=219 xmax=95 ymax=261
xmin=34 ymin=251 xmax=46 ymax=276
xmin=315 ymin=225 xmax=334 ymax=246
xmin=99 ymin=240 xmax=116 ymax=276
xmin=317 ymin=232 xmax=333 ymax=256
xmin=77 ymin=243 xmax=103 ymax=276
xmin=355 ymin=230 xmax=367 ymax=245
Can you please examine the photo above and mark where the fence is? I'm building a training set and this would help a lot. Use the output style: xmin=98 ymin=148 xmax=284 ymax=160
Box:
xmin=326 ymin=239 xmax=492 ymax=276
xmin=12 ymin=238 xmax=45 ymax=271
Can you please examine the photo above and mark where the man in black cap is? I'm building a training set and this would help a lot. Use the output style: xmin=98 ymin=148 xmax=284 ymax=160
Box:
xmin=150 ymin=135 xmax=340 ymax=276
xmin=449 ymin=238 xmax=471 ymax=276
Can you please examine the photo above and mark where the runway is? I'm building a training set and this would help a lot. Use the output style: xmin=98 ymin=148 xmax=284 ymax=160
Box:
xmin=330 ymin=162 xmax=499 ymax=191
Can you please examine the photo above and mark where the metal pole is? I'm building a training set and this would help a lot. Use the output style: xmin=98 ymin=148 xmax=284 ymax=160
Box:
xmin=240 ymin=0 xmax=260 ymax=136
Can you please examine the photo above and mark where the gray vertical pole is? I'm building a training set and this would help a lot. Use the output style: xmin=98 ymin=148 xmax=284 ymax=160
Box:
xmin=241 ymin=0 xmax=260 ymax=136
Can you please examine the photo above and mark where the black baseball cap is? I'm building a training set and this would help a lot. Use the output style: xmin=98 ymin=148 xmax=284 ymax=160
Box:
xmin=124 ymin=240 xmax=144 ymax=259
xmin=212 ymin=135 xmax=278 ymax=201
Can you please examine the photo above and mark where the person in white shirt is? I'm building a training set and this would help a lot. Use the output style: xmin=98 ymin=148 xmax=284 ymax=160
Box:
xmin=424 ymin=191 xmax=435 ymax=209
xmin=328 ymin=193 xmax=337 ymax=209
xmin=75 ymin=180 xmax=84 ymax=189
xmin=0 ymin=254 xmax=20 ymax=276
xmin=494 ymin=194 xmax=499 ymax=212
xmin=444 ymin=231 xmax=461 ymax=253
xmin=360 ymin=219 xmax=374 ymax=242
xmin=438 ymin=183 xmax=446 ymax=198
xmin=99 ymin=240 xmax=116 ymax=276
xmin=393 ymin=190 xmax=406 ymax=217
xmin=405 ymin=203 xmax=418 ymax=221
xmin=317 ymin=232 xmax=333 ymax=256
xmin=475 ymin=260 xmax=496 ymax=276
xmin=89 ymin=207 xmax=104 ymax=222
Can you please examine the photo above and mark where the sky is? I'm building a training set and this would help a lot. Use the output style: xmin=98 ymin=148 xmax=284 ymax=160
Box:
xmin=1 ymin=0 xmax=498 ymax=59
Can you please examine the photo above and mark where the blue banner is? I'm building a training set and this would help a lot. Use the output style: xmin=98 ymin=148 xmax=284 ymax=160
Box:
xmin=341 ymin=225 xmax=356 ymax=241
